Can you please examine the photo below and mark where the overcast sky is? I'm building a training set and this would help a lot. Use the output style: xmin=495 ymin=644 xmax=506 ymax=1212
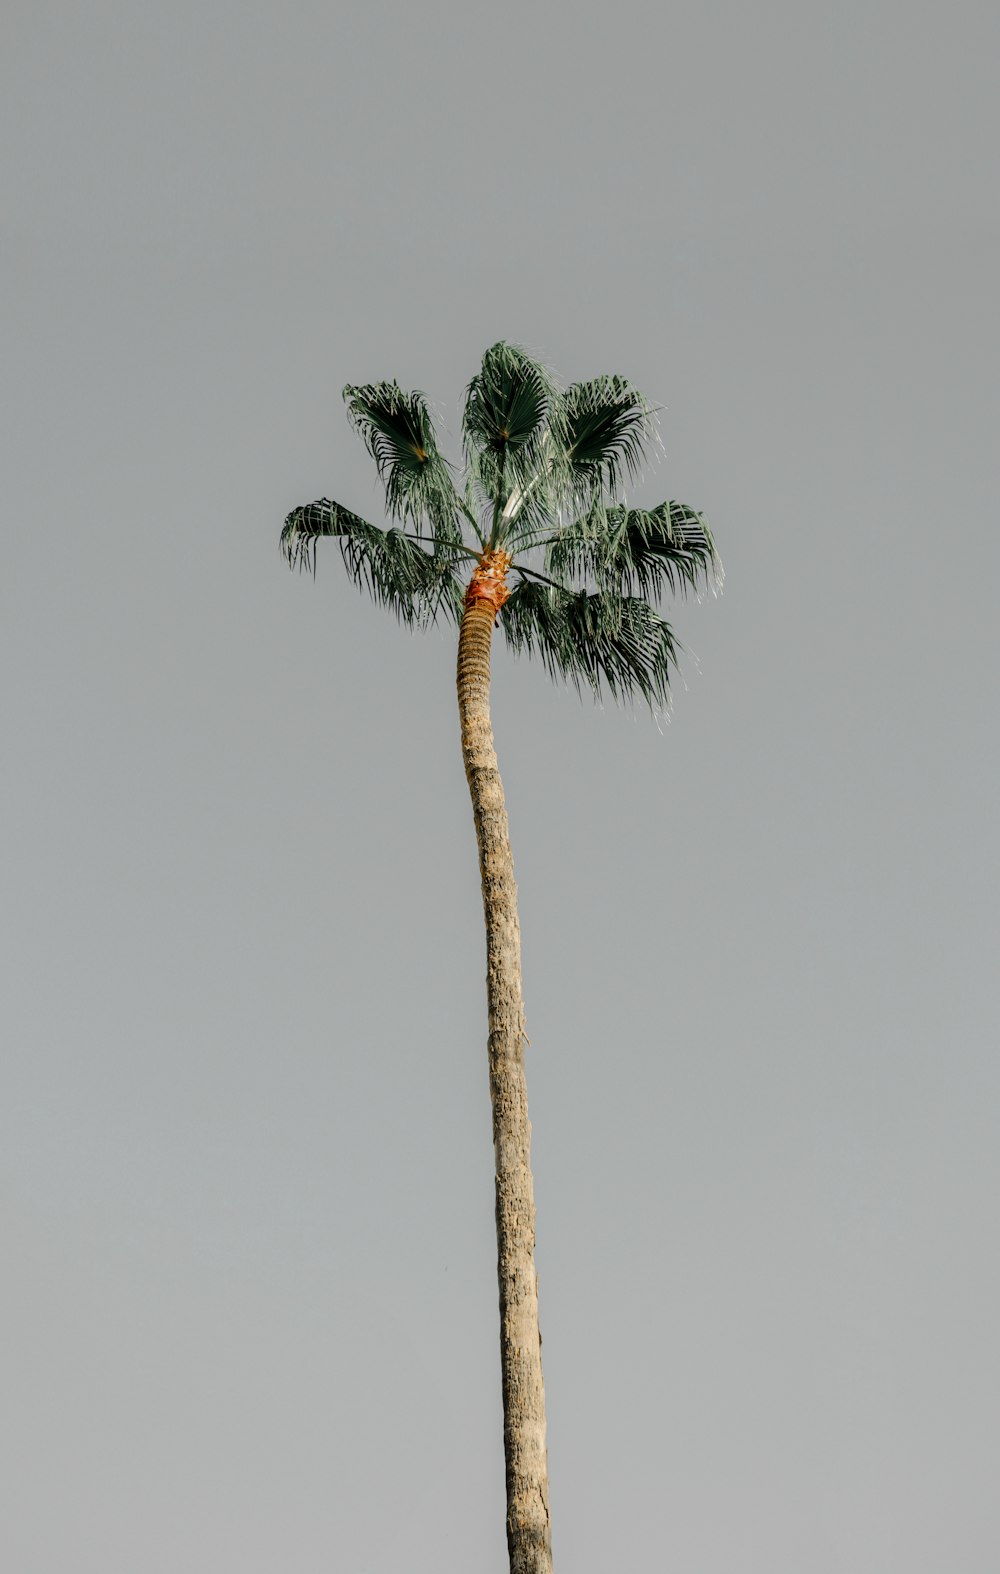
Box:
xmin=3 ymin=1 xmax=998 ymax=1570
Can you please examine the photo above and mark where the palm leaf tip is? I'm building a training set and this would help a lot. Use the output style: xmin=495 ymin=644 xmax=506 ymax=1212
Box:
xmin=342 ymin=381 xmax=435 ymax=472
xmin=279 ymin=497 xmax=464 ymax=627
xmin=281 ymin=497 xmax=382 ymax=574
xmin=281 ymin=502 xmax=327 ymax=573
xmin=462 ymin=343 xmax=562 ymax=527
xmin=342 ymin=381 xmax=460 ymax=539
xmin=463 ymin=342 xmax=554 ymax=456
xmin=545 ymin=500 xmax=721 ymax=599
xmin=501 ymin=582 xmax=680 ymax=709
xmin=558 ymin=375 xmax=659 ymax=502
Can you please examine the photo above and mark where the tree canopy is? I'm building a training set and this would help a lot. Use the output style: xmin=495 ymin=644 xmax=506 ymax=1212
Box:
xmin=281 ymin=342 xmax=720 ymax=708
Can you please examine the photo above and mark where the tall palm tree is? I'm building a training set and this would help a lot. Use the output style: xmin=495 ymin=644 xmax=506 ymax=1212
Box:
xmin=280 ymin=343 xmax=719 ymax=1574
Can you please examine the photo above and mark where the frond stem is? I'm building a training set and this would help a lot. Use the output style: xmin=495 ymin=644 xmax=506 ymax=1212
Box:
xmin=489 ymin=449 xmax=507 ymax=551
xmin=399 ymin=529 xmax=480 ymax=562
xmin=511 ymin=562 xmax=565 ymax=590
xmin=458 ymin=497 xmax=488 ymax=550
xmin=507 ymin=525 xmax=560 ymax=553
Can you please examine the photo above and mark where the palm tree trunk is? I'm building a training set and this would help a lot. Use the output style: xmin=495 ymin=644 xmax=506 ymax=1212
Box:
xmin=457 ymin=591 xmax=553 ymax=1574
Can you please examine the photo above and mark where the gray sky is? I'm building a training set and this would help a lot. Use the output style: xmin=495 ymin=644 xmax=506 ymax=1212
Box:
xmin=3 ymin=1 xmax=998 ymax=1569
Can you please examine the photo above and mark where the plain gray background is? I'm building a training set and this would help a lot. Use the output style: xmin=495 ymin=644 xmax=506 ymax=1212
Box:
xmin=3 ymin=1 xmax=997 ymax=1569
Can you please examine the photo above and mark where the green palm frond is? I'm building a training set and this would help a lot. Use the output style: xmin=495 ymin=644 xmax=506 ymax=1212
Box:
xmin=554 ymin=375 xmax=658 ymax=507
xmin=281 ymin=499 xmax=465 ymax=626
xmin=500 ymin=580 xmax=680 ymax=707
xmin=462 ymin=342 xmax=560 ymax=514
xmin=544 ymin=502 xmax=720 ymax=598
xmin=342 ymin=381 xmax=461 ymax=544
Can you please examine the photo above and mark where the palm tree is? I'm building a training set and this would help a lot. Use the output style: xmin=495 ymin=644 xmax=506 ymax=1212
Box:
xmin=280 ymin=343 xmax=719 ymax=1574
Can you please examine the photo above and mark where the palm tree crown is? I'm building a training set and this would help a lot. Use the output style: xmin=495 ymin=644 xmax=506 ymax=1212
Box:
xmin=281 ymin=341 xmax=720 ymax=706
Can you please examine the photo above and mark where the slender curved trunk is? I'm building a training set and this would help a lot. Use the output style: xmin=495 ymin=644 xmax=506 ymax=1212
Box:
xmin=457 ymin=580 xmax=553 ymax=1574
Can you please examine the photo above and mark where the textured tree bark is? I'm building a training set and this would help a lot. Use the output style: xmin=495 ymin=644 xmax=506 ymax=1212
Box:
xmin=457 ymin=592 xmax=553 ymax=1574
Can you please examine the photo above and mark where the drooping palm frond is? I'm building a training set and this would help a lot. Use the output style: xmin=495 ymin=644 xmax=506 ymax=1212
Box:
xmin=544 ymin=501 xmax=721 ymax=599
xmin=462 ymin=344 xmax=561 ymax=526
xmin=500 ymin=580 xmax=680 ymax=707
xmin=281 ymin=499 xmax=465 ymax=626
xmin=552 ymin=375 xmax=659 ymax=510
xmin=342 ymin=382 xmax=461 ymax=545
